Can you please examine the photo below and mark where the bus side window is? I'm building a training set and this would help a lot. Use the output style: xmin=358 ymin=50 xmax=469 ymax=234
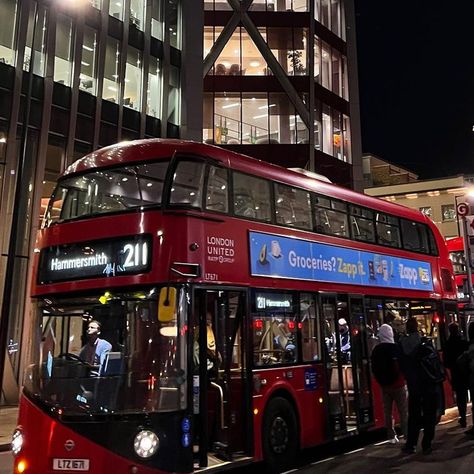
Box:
xmin=274 ymin=184 xmax=312 ymax=230
xmin=169 ymin=160 xmax=205 ymax=207
xmin=233 ymin=172 xmax=271 ymax=221
xmin=205 ymin=166 xmax=229 ymax=213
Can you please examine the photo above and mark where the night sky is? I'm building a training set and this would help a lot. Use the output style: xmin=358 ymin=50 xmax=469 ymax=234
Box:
xmin=354 ymin=1 xmax=474 ymax=179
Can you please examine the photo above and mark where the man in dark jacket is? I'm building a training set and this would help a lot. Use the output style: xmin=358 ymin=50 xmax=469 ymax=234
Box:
xmin=371 ymin=324 xmax=407 ymax=443
xmin=444 ymin=322 xmax=469 ymax=427
xmin=399 ymin=317 xmax=442 ymax=455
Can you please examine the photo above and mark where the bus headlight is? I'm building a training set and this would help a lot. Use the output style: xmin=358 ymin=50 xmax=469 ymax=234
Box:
xmin=11 ymin=428 xmax=24 ymax=455
xmin=133 ymin=430 xmax=159 ymax=458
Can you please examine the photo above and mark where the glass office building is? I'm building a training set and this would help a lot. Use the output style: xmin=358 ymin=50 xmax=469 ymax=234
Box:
xmin=0 ymin=0 xmax=198 ymax=403
xmin=202 ymin=0 xmax=362 ymax=187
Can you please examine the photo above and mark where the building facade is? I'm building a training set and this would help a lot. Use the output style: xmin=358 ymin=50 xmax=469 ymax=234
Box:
xmin=0 ymin=0 xmax=204 ymax=404
xmin=0 ymin=0 xmax=362 ymax=404
xmin=365 ymin=175 xmax=474 ymax=240
xmin=202 ymin=0 xmax=362 ymax=188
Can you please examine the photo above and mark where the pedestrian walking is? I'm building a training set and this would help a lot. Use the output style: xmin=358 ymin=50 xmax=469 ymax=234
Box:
xmin=370 ymin=324 xmax=408 ymax=443
xmin=399 ymin=317 xmax=445 ymax=454
xmin=444 ymin=322 xmax=469 ymax=427
xmin=465 ymin=322 xmax=474 ymax=435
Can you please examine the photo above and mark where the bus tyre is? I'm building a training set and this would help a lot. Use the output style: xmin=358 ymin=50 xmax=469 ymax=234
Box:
xmin=262 ymin=397 xmax=298 ymax=472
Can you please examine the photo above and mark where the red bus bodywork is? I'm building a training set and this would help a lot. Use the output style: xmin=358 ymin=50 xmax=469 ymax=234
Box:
xmin=15 ymin=140 xmax=457 ymax=473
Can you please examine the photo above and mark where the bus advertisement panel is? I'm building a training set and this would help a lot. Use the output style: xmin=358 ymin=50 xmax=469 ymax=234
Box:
xmin=249 ymin=231 xmax=433 ymax=291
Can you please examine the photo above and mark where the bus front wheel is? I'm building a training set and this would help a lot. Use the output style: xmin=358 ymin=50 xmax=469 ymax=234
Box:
xmin=262 ymin=396 xmax=298 ymax=472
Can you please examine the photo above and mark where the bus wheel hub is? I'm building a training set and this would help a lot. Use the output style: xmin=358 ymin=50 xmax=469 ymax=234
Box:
xmin=270 ymin=416 xmax=289 ymax=454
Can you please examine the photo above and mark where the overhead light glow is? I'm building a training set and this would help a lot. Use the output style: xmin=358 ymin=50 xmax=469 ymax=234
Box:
xmin=222 ymin=102 xmax=240 ymax=109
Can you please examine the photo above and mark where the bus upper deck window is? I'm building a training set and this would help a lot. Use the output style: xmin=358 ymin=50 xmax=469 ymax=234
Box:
xmin=169 ymin=160 xmax=205 ymax=208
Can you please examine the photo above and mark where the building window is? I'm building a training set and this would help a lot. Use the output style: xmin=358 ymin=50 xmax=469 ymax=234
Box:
xmin=79 ymin=27 xmax=98 ymax=95
xmin=209 ymin=92 xmax=309 ymax=145
xmin=89 ymin=0 xmax=101 ymax=9
xmin=54 ymin=14 xmax=73 ymax=86
xmin=102 ymin=38 xmax=121 ymax=104
xmin=168 ymin=0 xmax=181 ymax=50
xmin=321 ymin=41 xmax=330 ymax=89
xmin=242 ymin=93 xmax=268 ymax=144
xmin=267 ymin=27 xmax=308 ymax=76
xmin=314 ymin=101 xmax=322 ymax=150
xmin=124 ymin=47 xmax=142 ymax=111
xmin=419 ymin=206 xmax=432 ymax=218
xmin=322 ymin=105 xmax=332 ymax=156
xmin=316 ymin=0 xmax=345 ymax=41
xmin=314 ymin=36 xmax=321 ymax=82
xmin=151 ymin=0 xmax=163 ymax=40
xmin=146 ymin=56 xmax=161 ymax=118
xmin=24 ymin=5 xmax=48 ymax=76
xmin=242 ymin=28 xmax=267 ymax=76
xmin=167 ymin=65 xmax=180 ymax=125
xmin=109 ymin=0 xmax=123 ymax=20
xmin=0 ymin=0 xmax=18 ymax=66
xmin=130 ymin=0 xmax=144 ymax=30
xmin=213 ymin=93 xmax=241 ymax=144
xmin=342 ymin=114 xmax=351 ymax=163
xmin=442 ymin=204 xmax=456 ymax=222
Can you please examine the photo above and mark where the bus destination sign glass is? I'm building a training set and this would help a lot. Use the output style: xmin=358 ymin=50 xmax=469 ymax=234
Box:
xmin=38 ymin=235 xmax=152 ymax=284
xmin=249 ymin=231 xmax=434 ymax=291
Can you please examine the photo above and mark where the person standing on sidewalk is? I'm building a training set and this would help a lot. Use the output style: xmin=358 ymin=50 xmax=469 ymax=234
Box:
xmin=465 ymin=322 xmax=474 ymax=435
xmin=444 ymin=322 xmax=469 ymax=428
xmin=400 ymin=317 xmax=443 ymax=455
xmin=370 ymin=324 xmax=408 ymax=443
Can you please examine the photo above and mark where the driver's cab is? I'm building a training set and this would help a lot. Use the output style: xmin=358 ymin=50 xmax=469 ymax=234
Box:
xmin=26 ymin=288 xmax=188 ymax=417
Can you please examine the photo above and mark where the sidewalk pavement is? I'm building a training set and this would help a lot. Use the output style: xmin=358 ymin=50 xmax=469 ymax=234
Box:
xmin=0 ymin=406 xmax=18 ymax=452
xmin=299 ymin=406 xmax=474 ymax=474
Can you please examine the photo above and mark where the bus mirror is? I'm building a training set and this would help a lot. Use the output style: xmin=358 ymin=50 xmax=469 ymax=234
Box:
xmin=158 ymin=287 xmax=177 ymax=322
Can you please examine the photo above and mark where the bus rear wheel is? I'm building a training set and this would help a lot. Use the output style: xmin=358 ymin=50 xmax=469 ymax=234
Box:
xmin=262 ymin=397 xmax=298 ymax=472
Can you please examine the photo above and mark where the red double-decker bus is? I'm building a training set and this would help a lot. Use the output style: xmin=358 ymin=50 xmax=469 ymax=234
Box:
xmin=446 ymin=236 xmax=471 ymax=301
xmin=13 ymin=140 xmax=456 ymax=473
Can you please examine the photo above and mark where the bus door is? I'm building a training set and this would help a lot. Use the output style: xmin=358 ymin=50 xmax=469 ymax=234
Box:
xmin=347 ymin=295 xmax=373 ymax=428
xmin=192 ymin=289 xmax=250 ymax=468
xmin=320 ymin=294 xmax=349 ymax=435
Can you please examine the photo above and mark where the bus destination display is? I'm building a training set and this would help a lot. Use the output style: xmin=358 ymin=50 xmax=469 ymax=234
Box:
xmin=250 ymin=231 xmax=433 ymax=291
xmin=38 ymin=235 xmax=151 ymax=283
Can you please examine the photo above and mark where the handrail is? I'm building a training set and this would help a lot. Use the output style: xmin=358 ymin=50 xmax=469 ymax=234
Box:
xmin=210 ymin=381 xmax=227 ymax=430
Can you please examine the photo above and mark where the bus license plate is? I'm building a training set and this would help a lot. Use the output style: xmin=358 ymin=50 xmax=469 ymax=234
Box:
xmin=53 ymin=459 xmax=90 ymax=471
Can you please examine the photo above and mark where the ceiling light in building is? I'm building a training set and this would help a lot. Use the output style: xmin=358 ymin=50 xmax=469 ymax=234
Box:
xmin=83 ymin=45 xmax=94 ymax=52
xmin=405 ymin=193 xmax=418 ymax=199
xmin=222 ymin=102 xmax=240 ymax=109
xmin=0 ymin=137 xmax=6 ymax=143
xmin=258 ymin=104 xmax=276 ymax=110
xmin=427 ymin=191 xmax=440 ymax=197
xmin=250 ymin=61 xmax=260 ymax=67
xmin=253 ymin=113 xmax=268 ymax=119
xmin=108 ymin=86 xmax=117 ymax=92
xmin=81 ymin=61 xmax=90 ymax=67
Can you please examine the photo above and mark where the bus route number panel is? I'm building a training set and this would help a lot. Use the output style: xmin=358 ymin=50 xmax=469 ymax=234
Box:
xmin=38 ymin=235 xmax=152 ymax=284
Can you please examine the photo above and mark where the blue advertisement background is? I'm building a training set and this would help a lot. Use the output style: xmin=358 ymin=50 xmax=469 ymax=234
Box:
xmin=249 ymin=231 xmax=433 ymax=291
